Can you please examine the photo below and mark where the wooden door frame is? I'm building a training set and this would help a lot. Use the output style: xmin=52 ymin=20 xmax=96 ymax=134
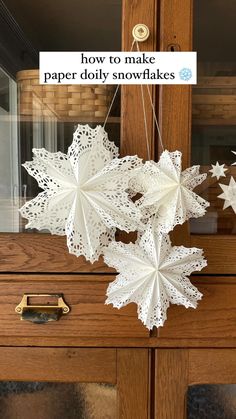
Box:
xmin=159 ymin=0 xmax=236 ymax=274
xmin=0 ymin=0 xmax=158 ymax=274
xmin=155 ymin=348 xmax=236 ymax=419
xmin=0 ymin=347 xmax=150 ymax=419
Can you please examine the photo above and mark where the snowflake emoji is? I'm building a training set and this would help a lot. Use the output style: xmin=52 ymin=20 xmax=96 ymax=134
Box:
xmin=104 ymin=224 xmax=205 ymax=329
xmin=209 ymin=162 xmax=228 ymax=180
xmin=218 ymin=176 xmax=236 ymax=213
xmin=179 ymin=68 xmax=192 ymax=81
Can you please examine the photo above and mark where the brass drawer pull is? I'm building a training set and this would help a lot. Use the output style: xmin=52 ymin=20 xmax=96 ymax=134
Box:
xmin=15 ymin=294 xmax=70 ymax=324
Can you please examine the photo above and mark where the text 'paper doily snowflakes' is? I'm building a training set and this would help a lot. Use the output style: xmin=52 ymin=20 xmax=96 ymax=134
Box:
xmin=20 ymin=124 xmax=143 ymax=262
xmin=130 ymin=150 xmax=209 ymax=234
xmin=104 ymin=225 xmax=206 ymax=329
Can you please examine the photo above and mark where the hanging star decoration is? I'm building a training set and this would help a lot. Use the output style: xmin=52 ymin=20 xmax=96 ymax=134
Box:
xmin=20 ymin=124 xmax=143 ymax=262
xmin=104 ymin=224 xmax=206 ymax=329
xmin=218 ymin=176 xmax=236 ymax=214
xmin=209 ymin=161 xmax=228 ymax=180
xmin=232 ymin=150 xmax=236 ymax=165
xmin=130 ymin=150 xmax=209 ymax=234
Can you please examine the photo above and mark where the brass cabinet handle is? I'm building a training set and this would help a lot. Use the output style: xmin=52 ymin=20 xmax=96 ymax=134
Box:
xmin=15 ymin=294 xmax=70 ymax=324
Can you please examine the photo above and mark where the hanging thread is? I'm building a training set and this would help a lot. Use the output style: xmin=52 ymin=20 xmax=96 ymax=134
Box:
xmin=135 ymin=40 xmax=165 ymax=153
xmin=103 ymin=39 xmax=136 ymax=129
xmin=103 ymin=38 xmax=165 ymax=158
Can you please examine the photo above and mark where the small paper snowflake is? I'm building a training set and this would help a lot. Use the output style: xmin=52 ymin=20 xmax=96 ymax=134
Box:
xmin=209 ymin=162 xmax=228 ymax=180
xmin=232 ymin=151 xmax=236 ymax=165
xmin=104 ymin=225 xmax=206 ymax=329
xmin=218 ymin=176 xmax=236 ymax=213
xmin=20 ymin=125 xmax=143 ymax=262
xmin=130 ymin=150 xmax=209 ymax=234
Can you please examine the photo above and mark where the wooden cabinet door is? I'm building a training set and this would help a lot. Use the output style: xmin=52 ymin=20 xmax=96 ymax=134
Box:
xmin=0 ymin=347 xmax=150 ymax=419
xmin=0 ymin=0 xmax=157 ymax=274
xmin=155 ymin=348 xmax=236 ymax=419
xmin=160 ymin=0 xmax=236 ymax=274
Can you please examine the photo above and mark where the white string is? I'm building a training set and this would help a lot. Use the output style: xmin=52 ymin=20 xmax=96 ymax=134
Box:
xmin=103 ymin=39 xmax=165 ymax=156
xmin=103 ymin=39 xmax=136 ymax=129
xmin=135 ymin=40 xmax=165 ymax=153
xmin=145 ymin=84 xmax=164 ymax=152
xmin=140 ymin=83 xmax=151 ymax=160
xmin=103 ymin=84 xmax=120 ymax=128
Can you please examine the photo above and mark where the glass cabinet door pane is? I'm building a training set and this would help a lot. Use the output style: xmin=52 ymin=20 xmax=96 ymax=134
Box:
xmin=0 ymin=0 xmax=121 ymax=232
xmin=187 ymin=384 xmax=236 ymax=419
xmin=0 ymin=381 xmax=117 ymax=419
xmin=191 ymin=0 xmax=236 ymax=234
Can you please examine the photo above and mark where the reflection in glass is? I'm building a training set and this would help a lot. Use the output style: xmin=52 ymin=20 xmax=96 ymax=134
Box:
xmin=0 ymin=381 xmax=117 ymax=419
xmin=191 ymin=0 xmax=236 ymax=234
xmin=187 ymin=384 xmax=236 ymax=419
xmin=0 ymin=1 xmax=121 ymax=232
xmin=0 ymin=69 xmax=19 ymax=232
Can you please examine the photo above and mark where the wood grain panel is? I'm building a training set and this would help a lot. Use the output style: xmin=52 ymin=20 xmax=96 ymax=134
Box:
xmin=191 ymin=235 xmax=236 ymax=274
xmin=159 ymin=0 xmax=192 ymax=247
xmin=155 ymin=349 xmax=189 ymax=419
xmin=159 ymin=277 xmax=236 ymax=339
xmin=117 ymin=349 xmax=149 ymax=419
xmin=0 ymin=275 xmax=149 ymax=340
xmin=0 ymin=234 xmax=112 ymax=273
xmin=189 ymin=349 xmax=236 ymax=384
xmin=0 ymin=347 xmax=116 ymax=383
xmin=121 ymin=0 xmax=157 ymax=160
xmin=159 ymin=0 xmax=192 ymax=166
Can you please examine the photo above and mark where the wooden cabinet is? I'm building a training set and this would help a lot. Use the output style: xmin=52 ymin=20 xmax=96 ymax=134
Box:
xmin=155 ymin=349 xmax=236 ymax=419
xmin=0 ymin=0 xmax=236 ymax=418
xmin=0 ymin=274 xmax=149 ymax=346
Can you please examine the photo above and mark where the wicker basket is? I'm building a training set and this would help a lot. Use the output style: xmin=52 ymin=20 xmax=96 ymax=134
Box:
xmin=16 ymin=70 xmax=115 ymax=119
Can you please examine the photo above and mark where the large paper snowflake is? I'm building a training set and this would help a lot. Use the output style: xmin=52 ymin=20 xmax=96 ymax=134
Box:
xmin=104 ymin=225 xmax=206 ymax=329
xmin=130 ymin=150 xmax=209 ymax=233
xmin=20 ymin=125 xmax=143 ymax=262
xmin=218 ymin=176 xmax=236 ymax=213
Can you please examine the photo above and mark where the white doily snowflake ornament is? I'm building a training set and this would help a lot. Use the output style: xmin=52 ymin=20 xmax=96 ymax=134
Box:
xmin=20 ymin=125 xmax=143 ymax=262
xmin=209 ymin=162 xmax=227 ymax=180
xmin=104 ymin=225 xmax=206 ymax=329
xmin=130 ymin=150 xmax=209 ymax=234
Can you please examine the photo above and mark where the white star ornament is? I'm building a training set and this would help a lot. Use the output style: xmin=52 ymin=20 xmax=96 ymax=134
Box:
xmin=218 ymin=176 xmax=236 ymax=213
xmin=20 ymin=125 xmax=143 ymax=262
xmin=104 ymin=225 xmax=206 ymax=329
xmin=232 ymin=151 xmax=236 ymax=165
xmin=209 ymin=162 xmax=227 ymax=180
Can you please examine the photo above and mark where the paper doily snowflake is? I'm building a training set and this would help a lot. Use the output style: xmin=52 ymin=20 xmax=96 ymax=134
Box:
xmin=20 ymin=125 xmax=143 ymax=262
xmin=179 ymin=68 xmax=192 ymax=81
xmin=104 ymin=225 xmax=206 ymax=329
xmin=130 ymin=150 xmax=209 ymax=234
